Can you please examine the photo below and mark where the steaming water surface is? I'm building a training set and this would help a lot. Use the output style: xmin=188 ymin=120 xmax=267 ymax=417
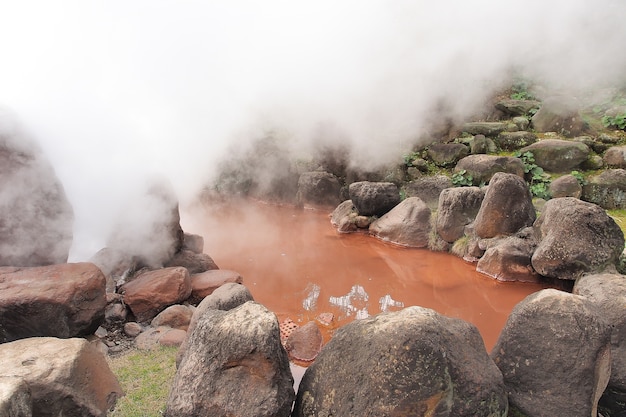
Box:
xmin=183 ymin=199 xmax=545 ymax=351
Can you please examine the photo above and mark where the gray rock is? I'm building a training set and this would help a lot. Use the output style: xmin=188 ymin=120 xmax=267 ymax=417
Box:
xmin=293 ymin=306 xmax=507 ymax=417
xmin=473 ymin=172 xmax=536 ymax=239
xmin=177 ymin=283 xmax=254 ymax=366
xmin=436 ymin=186 xmax=485 ymax=243
xmin=167 ymin=301 xmax=294 ymax=417
xmin=574 ymin=273 xmax=626 ymax=416
xmin=369 ymin=197 xmax=431 ymax=248
xmin=426 ymin=142 xmax=469 ymax=167
xmin=531 ymin=95 xmax=586 ymax=137
xmin=470 ymin=134 xmax=497 ymax=154
xmin=0 ymin=121 xmax=73 ymax=267
xmin=604 ymin=146 xmax=626 ymax=169
xmin=403 ymin=175 xmax=453 ymax=210
xmin=182 ymin=233 xmax=204 ymax=254
xmin=549 ymin=174 xmax=582 ymax=198
xmin=476 ymin=230 xmax=539 ymax=283
xmin=330 ymin=200 xmax=357 ymax=227
xmin=454 ymin=154 xmax=525 ymax=185
xmin=348 ymin=181 xmax=400 ymax=217
xmin=532 ymin=197 xmax=624 ymax=280
xmin=520 ymin=139 xmax=590 ymax=173
xmin=462 ymin=121 xmax=511 ymax=136
xmin=495 ymin=131 xmax=537 ymax=151
xmin=491 ymin=289 xmax=611 ymax=417
xmin=0 ymin=263 xmax=107 ymax=343
xmin=296 ymin=171 xmax=342 ymax=207
xmin=0 ymin=337 xmax=122 ymax=417
xmin=582 ymin=169 xmax=626 ymax=209
xmin=512 ymin=116 xmax=530 ymax=131
xmin=495 ymin=99 xmax=541 ymax=117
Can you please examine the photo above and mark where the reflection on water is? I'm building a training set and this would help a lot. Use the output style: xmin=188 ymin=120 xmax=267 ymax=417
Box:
xmin=182 ymin=198 xmax=547 ymax=351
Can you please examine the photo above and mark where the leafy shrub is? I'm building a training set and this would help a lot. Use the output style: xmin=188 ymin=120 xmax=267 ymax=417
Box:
xmin=602 ymin=113 xmax=626 ymax=130
xmin=515 ymin=151 xmax=551 ymax=199
xmin=570 ymin=170 xmax=587 ymax=186
xmin=451 ymin=169 xmax=473 ymax=187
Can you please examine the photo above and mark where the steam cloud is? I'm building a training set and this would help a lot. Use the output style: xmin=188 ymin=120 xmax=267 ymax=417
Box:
xmin=1 ymin=0 xmax=625 ymax=261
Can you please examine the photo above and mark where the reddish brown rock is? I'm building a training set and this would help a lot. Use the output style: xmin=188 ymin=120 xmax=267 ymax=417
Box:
xmin=0 ymin=263 xmax=107 ymax=343
xmin=151 ymin=304 xmax=193 ymax=330
xmin=135 ymin=326 xmax=187 ymax=350
xmin=122 ymin=267 xmax=191 ymax=322
xmin=189 ymin=269 xmax=243 ymax=303
xmin=158 ymin=328 xmax=187 ymax=347
xmin=0 ymin=337 xmax=122 ymax=416
xmin=284 ymin=321 xmax=323 ymax=362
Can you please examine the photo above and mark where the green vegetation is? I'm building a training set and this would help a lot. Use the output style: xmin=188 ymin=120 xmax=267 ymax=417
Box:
xmin=108 ymin=347 xmax=178 ymax=417
xmin=451 ymin=169 xmax=473 ymax=187
xmin=515 ymin=151 xmax=551 ymax=199
xmin=510 ymin=79 xmax=536 ymax=101
xmin=570 ymin=170 xmax=587 ymax=186
xmin=602 ymin=113 xmax=626 ymax=130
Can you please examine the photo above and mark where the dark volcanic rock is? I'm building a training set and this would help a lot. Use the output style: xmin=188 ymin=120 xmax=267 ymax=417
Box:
xmin=491 ymin=289 xmax=611 ymax=417
xmin=0 ymin=263 xmax=106 ymax=343
xmin=473 ymin=172 xmax=536 ymax=239
xmin=531 ymin=95 xmax=586 ymax=137
xmin=348 ymin=181 xmax=400 ymax=217
xmin=167 ymin=301 xmax=294 ymax=417
xmin=436 ymin=186 xmax=485 ymax=243
xmin=0 ymin=122 xmax=73 ymax=267
xmin=454 ymin=154 xmax=525 ymax=185
xmin=296 ymin=171 xmax=342 ymax=207
xmin=582 ymin=169 xmax=626 ymax=209
xmin=294 ymin=306 xmax=507 ymax=417
xmin=403 ymin=175 xmax=453 ymax=210
xmin=520 ymin=139 xmax=590 ymax=173
xmin=164 ymin=250 xmax=218 ymax=274
xmin=495 ymin=99 xmax=541 ymax=117
xmin=549 ymin=174 xmax=582 ymax=198
xmin=426 ymin=142 xmax=469 ymax=167
xmin=495 ymin=131 xmax=537 ymax=151
xmin=476 ymin=230 xmax=540 ymax=283
xmin=531 ymin=197 xmax=624 ymax=280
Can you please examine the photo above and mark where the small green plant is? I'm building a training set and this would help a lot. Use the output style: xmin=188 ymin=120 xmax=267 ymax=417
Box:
xmin=515 ymin=151 xmax=551 ymax=199
xmin=602 ymin=113 xmax=626 ymax=130
xmin=570 ymin=170 xmax=587 ymax=186
xmin=510 ymin=79 xmax=536 ymax=101
xmin=451 ymin=169 xmax=473 ymax=187
xmin=403 ymin=151 xmax=421 ymax=167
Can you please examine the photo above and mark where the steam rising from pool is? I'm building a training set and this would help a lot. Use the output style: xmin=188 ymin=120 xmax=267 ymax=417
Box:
xmin=1 ymin=0 xmax=625 ymax=260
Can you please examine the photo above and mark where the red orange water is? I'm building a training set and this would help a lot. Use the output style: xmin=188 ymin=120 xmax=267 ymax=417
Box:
xmin=182 ymin=198 xmax=546 ymax=352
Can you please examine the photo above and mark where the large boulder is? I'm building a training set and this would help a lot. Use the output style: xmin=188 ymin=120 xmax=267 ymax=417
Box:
xmin=436 ymin=186 xmax=485 ymax=243
xmin=602 ymin=145 xmax=626 ymax=168
xmin=454 ymin=155 xmax=525 ymax=185
xmin=121 ymin=267 xmax=191 ymax=322
xmin=495 ymin=99 xmax=541 ymax=117
xmin=177 ymin=282 xmax=254 ymax=366
xmin=573 ymin=273 xmax=626 ymax=416
xmin=531 ymin=197 xmax=624 ymax=280
xmin=296 ymin=171 xmax=342 ymax=207
xmin=0 ymin=118 xmax=73 ymax=267
xmin=403 ymin=175 xmax=453 ymax=210
xmin=166 ymin=301 xmax=294 ymax=417
xmin=426 ymin=143 xmax=469 ymax=167
xmin=348 ymin=181 xmax=400 ymax=217
xmin=582 ymin=169 xmax=626 ymax=209
xmin=462 ymin=121 xmax=512 ymax=136
xmin=293 ymin=306 xmax=507 ymax=417
xmin=369 ymin=197 xmax=431 ymax=248
xmin=491 ymin=289 xmax=611 ymax=417
xmin=0 ymin=337 xmax=122 ymax=416
xmin=473 ymin=172 xmax=536 ymax=239
xmin=531 ymin=95 xmax=586 ymax=137
xmin=494 ymin=131 xmax=538 ymax=151
xmin=0 ymin=263 xmax=106 ymax=343
xmin=519 ymin=139 xmax=590 ymax=172
xmin=549 ymin=174 xmax=582 ymax=198
xmin=476 ymin=229 xmax=540 ymax=283
xmin=164 ymin=250 xmax=218 ymax=274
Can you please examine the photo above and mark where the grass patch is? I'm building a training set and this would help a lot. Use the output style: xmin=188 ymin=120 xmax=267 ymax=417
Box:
xmin=608 ymin=209 xmax=626 ymax=237
xmin=107 ymin=346 xmax=178 ymax=416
